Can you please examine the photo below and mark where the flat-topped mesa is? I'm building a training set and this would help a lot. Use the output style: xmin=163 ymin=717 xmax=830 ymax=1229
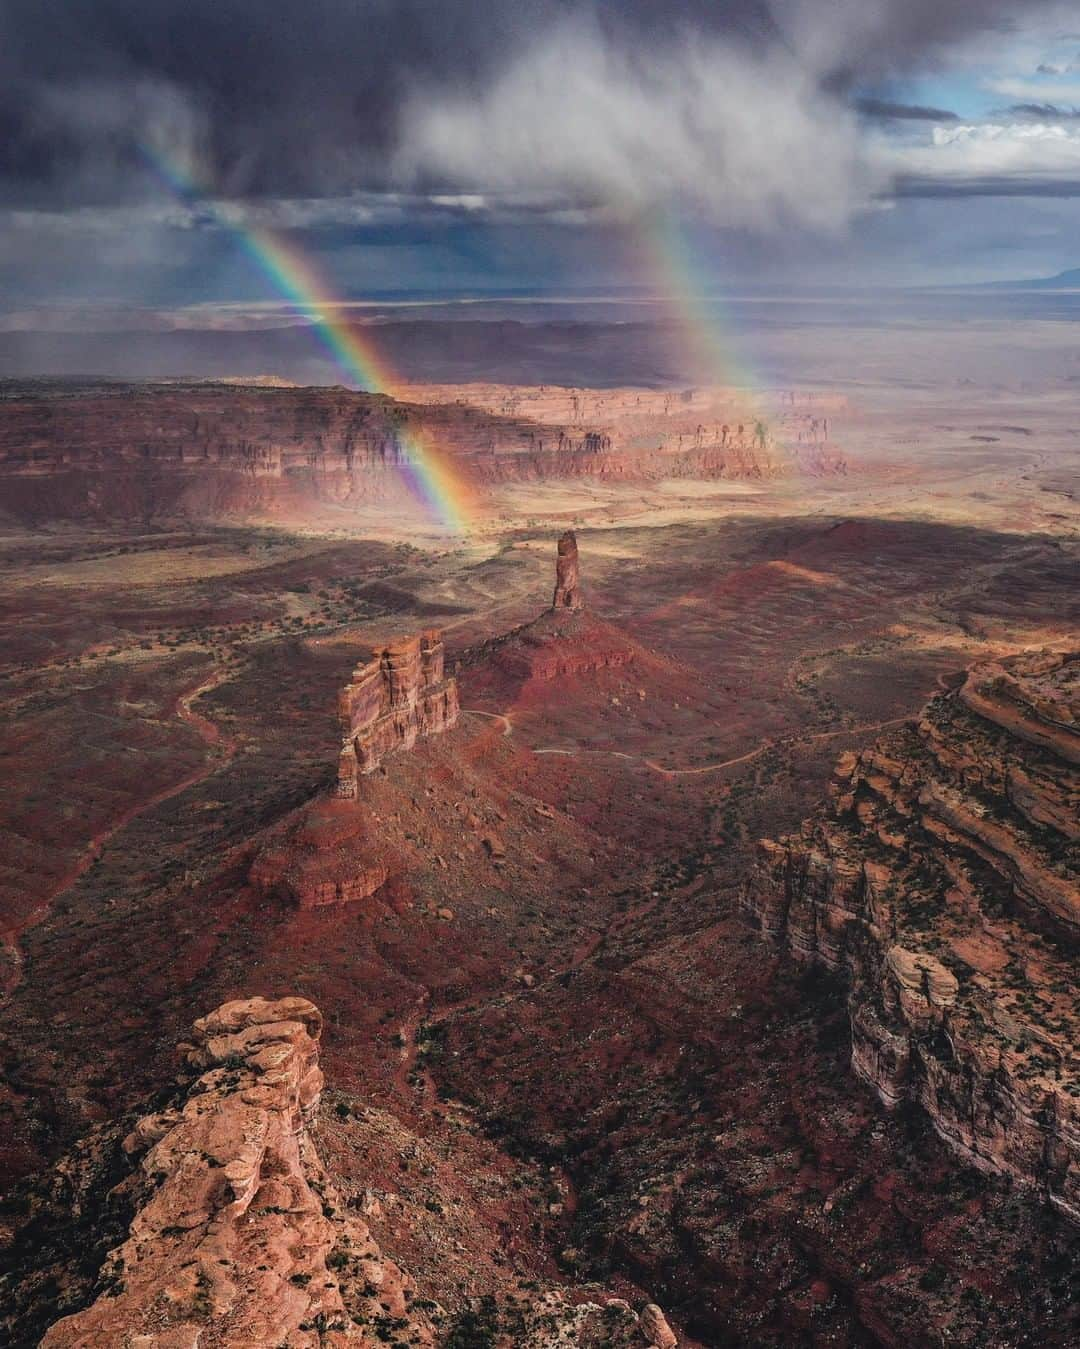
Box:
xmin=742 ymin=650 xmax=1080 ymax=1222
xmin=336 ymin=630 xmax=459 ymax=796
xmin=552 ymin=530 xmax=584 ymax=611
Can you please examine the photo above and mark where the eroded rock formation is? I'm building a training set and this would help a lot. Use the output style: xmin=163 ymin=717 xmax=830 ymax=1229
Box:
xmin=39 ymin=997 xmax=436 ymax=1347
xmin=743 ymin=650 xmax=1079 ymax=1220
xmin=336 ymin=631 xmax=459 ymax=796
xmin=0 ymin=380 xmax=845 ymax=524
xmin=465 ymin=534 xmax=638 ymax=685
xmin=552 ymin=530 xmax=583 ymax=611
xmin=250 ymin=800 xmax=397 ymax=910
xmin=11 ymin=996 xmax=682 ymax=1347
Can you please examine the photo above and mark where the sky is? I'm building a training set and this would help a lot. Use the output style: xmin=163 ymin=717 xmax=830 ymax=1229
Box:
xmin=3 ymin=0 xmax=1080 ymax=316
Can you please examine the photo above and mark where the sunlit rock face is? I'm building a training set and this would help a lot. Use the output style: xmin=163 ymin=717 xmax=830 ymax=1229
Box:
xmin=0 ymin=381 xmax=845 ymax=524
xmin=23 ymin=996 xmax=686 ymax=1348
xmin=744 ymin=651 xmax=1080 ymax=1222
xmin=39 ymin=996 xmax=437 ymax=1348
xmin=336 ymin=631 xmax=459 ymax=795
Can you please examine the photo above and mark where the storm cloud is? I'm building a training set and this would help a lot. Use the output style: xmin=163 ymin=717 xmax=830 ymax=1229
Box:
xmin=0 ymin=0 xmax=1067 ymax=218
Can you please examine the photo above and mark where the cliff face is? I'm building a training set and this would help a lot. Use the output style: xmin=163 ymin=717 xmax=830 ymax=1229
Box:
xmin=336 ymin=631 xmax=459 ymax=795
xmin=38 ymin=997 xmax=435 ymax=1348
xmin=0 ymin=380 xmax=843 ymax=523
xmin=743 ymin=651 xmax=1079 ymax=1220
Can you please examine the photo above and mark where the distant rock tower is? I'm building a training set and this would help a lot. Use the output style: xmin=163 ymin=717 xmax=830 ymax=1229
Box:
xmin=552 ymin=530 xmax=583 ymax=611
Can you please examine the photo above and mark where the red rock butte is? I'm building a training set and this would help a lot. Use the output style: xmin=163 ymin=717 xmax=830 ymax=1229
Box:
xmin=336 ymin=631 xmax=459 ymax=796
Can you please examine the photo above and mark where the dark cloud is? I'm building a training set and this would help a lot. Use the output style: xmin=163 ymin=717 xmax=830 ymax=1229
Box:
xmin=896 ymin=175 xmax=1080 ymax=197
xmin=0 ymin=0 xmax=1060 ymax=207
xmin=854 ymin=98 xmax=959 ymax=121
xmin=1006 ymin=102 xmax=1080 ymax=118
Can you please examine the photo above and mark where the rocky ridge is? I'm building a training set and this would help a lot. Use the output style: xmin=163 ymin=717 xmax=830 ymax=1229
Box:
xmin=743 ymin=650 xmax=1079 ymax=1219
xmin=8 ymin=997 xmax=681 ymax=1348
xmin=37 ymin=996 xmax=435 ymax=1348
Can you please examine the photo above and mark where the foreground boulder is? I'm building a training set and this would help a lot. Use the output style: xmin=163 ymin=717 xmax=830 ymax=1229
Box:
xmin=21 ymin=996 xmax=682 ymax=1347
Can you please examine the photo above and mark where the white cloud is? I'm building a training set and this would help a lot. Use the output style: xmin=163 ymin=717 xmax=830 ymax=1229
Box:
xmin=395 ymin=21 xmax=882 ymax=234
xmin=989 ymin=77 xmax=1080 ymax=102
xmin=883 ymin=120 xmax=1080 ymax=187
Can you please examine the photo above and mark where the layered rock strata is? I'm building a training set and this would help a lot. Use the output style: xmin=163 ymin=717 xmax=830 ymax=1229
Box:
xmin=0 ymin=380 xmax=845 ymax=523
xmin=336 ymin=631 xmax=459 ymax=796
xmin=250 ymin=801 xmax=396 ymax=910
xmin=39 ymin=997 xmax=435 ymax=1347
xmin=743 ymin=651 xmax=1079 ymax=1220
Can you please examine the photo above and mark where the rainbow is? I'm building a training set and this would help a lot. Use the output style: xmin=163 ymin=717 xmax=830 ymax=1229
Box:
xmin=140 ymin=144 xmax=479 ymax=535
xmin=634 ymin=209 xmax=761 ymax=406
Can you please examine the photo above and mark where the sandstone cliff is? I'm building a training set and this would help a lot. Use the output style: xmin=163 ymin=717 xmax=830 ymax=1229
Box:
xmin=743 ymin=651 xmax=1079 ymax=1220
xmin=0 ymin=380 xmax=843 ymax=524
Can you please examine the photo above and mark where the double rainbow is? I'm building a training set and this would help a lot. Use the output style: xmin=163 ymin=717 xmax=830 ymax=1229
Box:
xmin=141 ymin=144 xmax=478 ymax=535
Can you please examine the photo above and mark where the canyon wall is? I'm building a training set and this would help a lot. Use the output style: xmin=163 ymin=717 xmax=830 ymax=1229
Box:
xmin=336 ymin=631 xmax=459 ymax=796
xmin=743 ymin=651 xmax=1079 ymax=1220
xmin=0 ymin=379 xmax=843 ymax=523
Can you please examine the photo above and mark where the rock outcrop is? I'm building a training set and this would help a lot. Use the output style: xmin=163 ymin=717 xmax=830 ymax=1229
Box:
xmin=468 ymin=534 xmax=637 ymax=684
xmin=743 ymin=651 xmax=1079 ymax=1220
xmin=336 ymin=631 xmax=459 ymax=796
xmin=552 ymin=530 xmax=583 ymax=611
xmin=39 ymin=997 xmax=436 ymax=1347
xmin=11 ymin=996 xmax=682 ymax=1347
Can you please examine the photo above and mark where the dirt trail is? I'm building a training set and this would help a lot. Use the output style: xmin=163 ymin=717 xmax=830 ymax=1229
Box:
xmin=0 ymin=663 xmax=238 ymax=997
xmin=530 ymin=713 xmax=914 ymax=778
xmin=461 ymin=708 xmax=514 ymax=736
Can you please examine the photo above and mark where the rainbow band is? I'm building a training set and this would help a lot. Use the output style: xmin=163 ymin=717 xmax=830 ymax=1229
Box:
xmin=639 ymin=210 xmax=760 ymax=398
xmin=140 ymin=144 xmax=477 ymax=534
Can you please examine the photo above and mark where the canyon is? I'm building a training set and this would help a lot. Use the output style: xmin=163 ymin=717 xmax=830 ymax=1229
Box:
xmin=0 ymin=379 xmax=843 ymax=526
xmin=0 ymin=371 xmax=1077 ymax=1346
xmin=743 ymin=650 xmax=1079 ymax=1218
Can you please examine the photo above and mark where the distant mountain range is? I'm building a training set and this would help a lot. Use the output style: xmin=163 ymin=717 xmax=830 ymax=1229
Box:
xmin=982 ymin=267 xmax=1080 ymax=289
